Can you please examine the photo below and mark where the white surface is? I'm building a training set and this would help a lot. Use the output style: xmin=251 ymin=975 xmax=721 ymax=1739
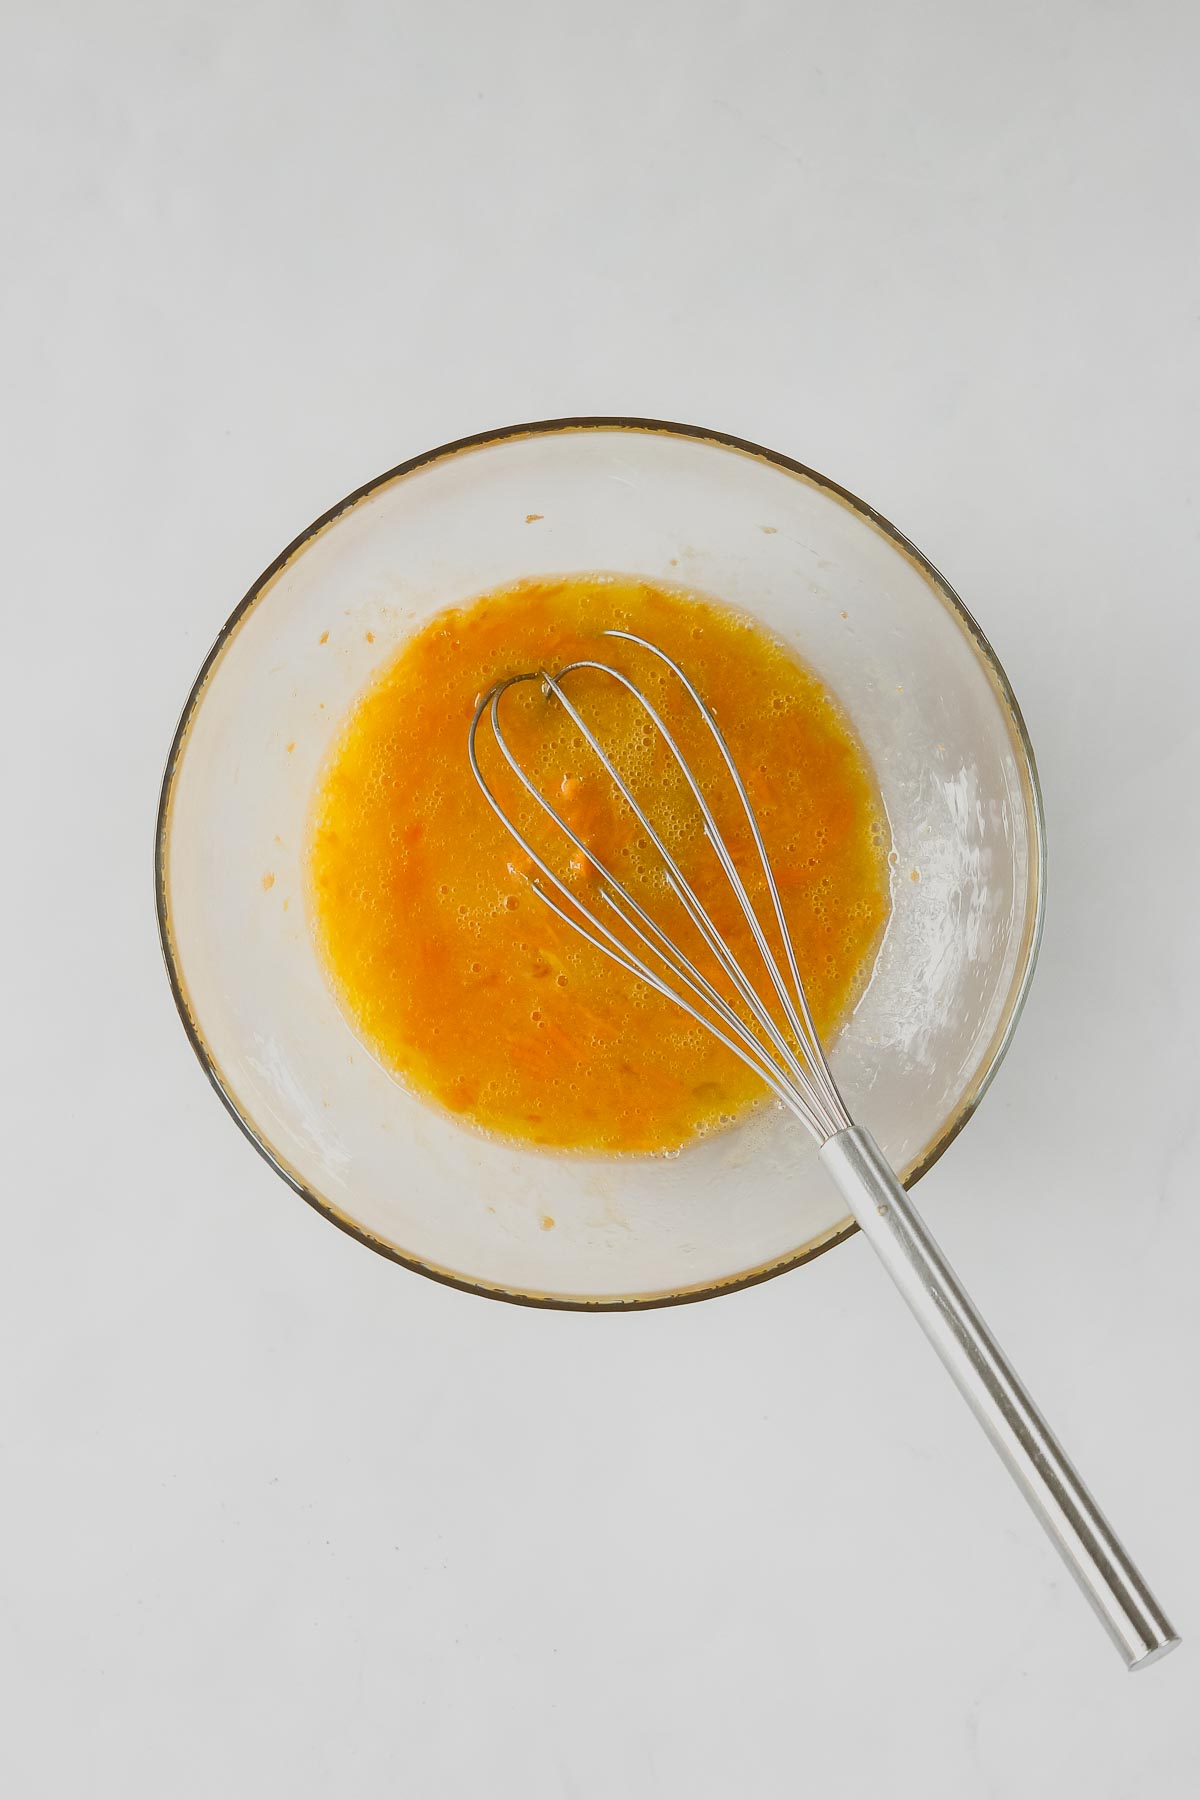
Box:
xmin=3 ymin=1 xmax=1197 ymax=1793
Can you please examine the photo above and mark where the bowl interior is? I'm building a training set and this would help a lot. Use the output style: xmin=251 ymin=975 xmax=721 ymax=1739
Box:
xmin=160 ymin=421 xmax=1043 ymax=1306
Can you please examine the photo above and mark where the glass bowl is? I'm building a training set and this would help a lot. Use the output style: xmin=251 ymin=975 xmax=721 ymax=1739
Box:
xmin=157 ymin=419 xmax=1044 ymax=1308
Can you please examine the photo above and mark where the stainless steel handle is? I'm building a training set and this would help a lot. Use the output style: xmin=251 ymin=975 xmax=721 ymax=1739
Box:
xmin=820 ymin=1125 xmax=1179 ymax=1670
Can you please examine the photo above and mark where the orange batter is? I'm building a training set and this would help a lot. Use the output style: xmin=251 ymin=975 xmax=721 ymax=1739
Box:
xmin=308 ymin=575 xmax=890 ymax=1153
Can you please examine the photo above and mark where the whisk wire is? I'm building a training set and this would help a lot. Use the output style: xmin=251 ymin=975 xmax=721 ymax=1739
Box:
xmin=468 ymin=638 xmax=852 ymax=1141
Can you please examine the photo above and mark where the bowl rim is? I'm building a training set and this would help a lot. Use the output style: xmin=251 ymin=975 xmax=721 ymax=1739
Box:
xmin=155 ymin=415 xmax=1047 ymax=1310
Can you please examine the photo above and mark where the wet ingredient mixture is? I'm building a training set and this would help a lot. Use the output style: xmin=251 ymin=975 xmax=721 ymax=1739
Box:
xmin=309 ymin=574 xmax=890 ymax=1153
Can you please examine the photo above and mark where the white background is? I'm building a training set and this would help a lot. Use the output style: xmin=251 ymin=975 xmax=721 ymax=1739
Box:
xmin=4 ymin=2 xmax=1198 ymax=1794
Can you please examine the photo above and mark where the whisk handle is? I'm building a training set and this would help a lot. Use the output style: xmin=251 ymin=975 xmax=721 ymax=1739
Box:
xmin=820 ymin=1125 xmax=1179 ymax=1670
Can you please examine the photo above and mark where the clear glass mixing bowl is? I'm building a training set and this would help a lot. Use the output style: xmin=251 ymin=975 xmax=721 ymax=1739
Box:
xmin=157 ymin=419 xmax=1044 ymax=1307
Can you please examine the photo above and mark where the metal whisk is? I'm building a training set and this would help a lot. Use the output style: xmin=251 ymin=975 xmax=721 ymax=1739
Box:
xmin=469 ymin=630 xmax=1177 ymax=1670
